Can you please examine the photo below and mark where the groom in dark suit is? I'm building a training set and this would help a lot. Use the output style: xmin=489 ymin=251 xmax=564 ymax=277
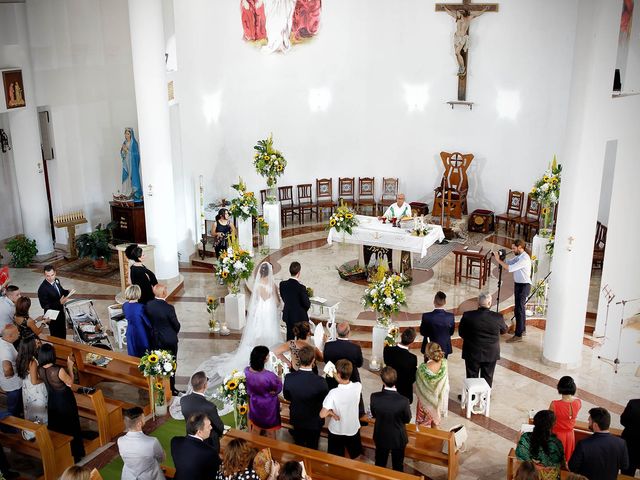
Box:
xmin=279 ymin=261 xmax=311 ymax=340
xmin=37 ymin=265 xmax=71 ymax=339
xmin=383 ymin=328 xmax=417 ymax=404
xmin=420 ymin=291 xmax=455 ymax=357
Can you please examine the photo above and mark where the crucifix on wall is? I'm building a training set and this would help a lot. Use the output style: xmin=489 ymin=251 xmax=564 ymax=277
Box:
xmin=436 ymin=0 xmax=499 ymax=103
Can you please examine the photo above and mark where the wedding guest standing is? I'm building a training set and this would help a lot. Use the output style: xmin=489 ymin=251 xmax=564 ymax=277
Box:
xmin=420 ymin=291 xmax=455 ymax=357
xmin=0 ymin=285 xmax=21 ymax=331
xmin=321 ymin=359 xmax=363 ymax=459
xmin=181 ymin=371 xmax=225 ymax=454
xmin=621 ymin=398 xmax=640 ymax=476
xmin=213 ymin=208 xmax=235 ymax=259
xmin=273 ymin=321 xmax=323 ymax=372
xmin=122 ymin=285 xmax=152 ymax=357
xmin=118 ymin=407 xmax=165 ymax=480
xmin=370 ymin=367 xmax=411 ymax=472
xmin=383 ymin=328 xmax=417 ymax=404
xmin=16 ymin=332 xmax=47 ymax=424
xmin=0 ymin=325 xmax=23 ymax=417
xmin=37 ymin=265 xmax=71 ymax=339
xmin=14 ymin=297 xmax=47 ymax=339
xmin=283 ymin=345 xmax=329 ymax=449
xmin=415 ymin=342 xmax=449 ymax=428
xmin=145 ymin=285 xmax=181 ymax=395
xmin=171 ymin=413 xmax=219 ymax=480
xmin=323 ymin=322 xmax=363 ymax=390
xmin=549 ymin=375 xmax=582 ymax=463
xmin=38 ymin=343 xmax=85 ymax=462
xmin=125 ymin=244 xmax=158 ymax=305
xmin=245 ymin=346 xmax=282 ymax=438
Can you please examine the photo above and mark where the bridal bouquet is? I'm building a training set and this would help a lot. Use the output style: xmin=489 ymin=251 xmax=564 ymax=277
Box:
xmin=362 ymin=273 xmax=407 ymax=327
xmin=138 ymin=350 xmax=177 ymax=378
xmin=229 ymin=178 xmax=259 ymax=221
xmin=253 ymin=134 xmax=287 ymax=187
xmin=218 ymin=369 xmax=249 ymax=429
xmin=215 ymin=235 xmax=255 ymax=294
xmin=328 ymin=202 xmax=358 ymax=234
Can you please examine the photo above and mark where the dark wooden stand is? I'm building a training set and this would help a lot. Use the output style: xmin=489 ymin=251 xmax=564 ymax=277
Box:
xmin=110 ymin=202 xmax=146 ymax=244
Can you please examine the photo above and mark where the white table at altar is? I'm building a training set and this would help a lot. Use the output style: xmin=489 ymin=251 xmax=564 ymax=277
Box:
xmin=326 ymin=215 xmax=445 ymax=271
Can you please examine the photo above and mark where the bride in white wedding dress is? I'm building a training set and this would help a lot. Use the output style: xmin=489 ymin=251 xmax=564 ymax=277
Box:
xmin=193 ymin=262 xmax=283 ymax=392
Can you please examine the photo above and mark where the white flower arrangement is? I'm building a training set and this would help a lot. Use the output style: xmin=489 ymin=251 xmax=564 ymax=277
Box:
xmin=362 ymin=273 xmax=407 ymax=327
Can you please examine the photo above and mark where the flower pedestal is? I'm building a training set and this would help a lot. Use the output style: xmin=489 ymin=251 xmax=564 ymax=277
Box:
xmin=370 ymin=320 xmax=389 ymax=371
xmin=531 ymin=235 xmax=552 ymax=284
xmin=263 ymin=202 xmax=281 ymax=250
xmin=237 ymin=217 xmax=253 ymax=255
xmin=225 ymin=292 xmax=246 ymax=330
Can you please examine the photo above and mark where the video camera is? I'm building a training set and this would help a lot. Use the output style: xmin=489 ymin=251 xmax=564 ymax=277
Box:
xmin=498 ymin=248 xmax=508 ymax=261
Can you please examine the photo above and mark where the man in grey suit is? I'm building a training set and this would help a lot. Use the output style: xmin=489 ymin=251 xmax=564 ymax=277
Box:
xmin=117 ymin=407 xmax=165 ymax=480
xmin=180 ymin=371 xmax=225 ymax=454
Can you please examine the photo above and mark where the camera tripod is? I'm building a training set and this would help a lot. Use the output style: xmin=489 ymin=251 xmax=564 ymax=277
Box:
xmin=598 ymin=297 xmax=640 ymax=374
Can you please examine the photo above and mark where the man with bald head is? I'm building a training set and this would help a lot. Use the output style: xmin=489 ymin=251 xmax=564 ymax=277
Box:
xmin=323 ymin=322 xmax=363 ymax=390
xmin=380 ymin=193 xmax=412 ymax=221
xmin=0 ymin=324 xmax=23 ymax=417
xmin=458 ymin=293 xmax=507 ymax=388
xmin=145 ymin=284 xmax=182 ymax=394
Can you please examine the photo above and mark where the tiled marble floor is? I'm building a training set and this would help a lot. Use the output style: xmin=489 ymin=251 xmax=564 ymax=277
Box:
xmin=5 ymin=226 xmax=638 ymax=480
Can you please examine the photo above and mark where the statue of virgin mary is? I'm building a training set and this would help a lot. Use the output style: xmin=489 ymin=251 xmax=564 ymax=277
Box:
xmin=120 ymin=127 xmax=143 ymax=201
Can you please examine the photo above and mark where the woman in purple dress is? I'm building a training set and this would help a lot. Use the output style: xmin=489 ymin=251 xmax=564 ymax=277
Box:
xmin=245 ymin=346 xmax=282 ymax=438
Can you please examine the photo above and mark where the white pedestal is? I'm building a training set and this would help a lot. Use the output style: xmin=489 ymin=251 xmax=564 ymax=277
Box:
xmin=237 ymin=217 xmax=253 ymax=255
xmin=531 ymin=235 xmax=552 ymax=284
xmin=263 ymin=202 xmax=282 ymax=250
xmin=225 ymin=293 xmax=246 ymax=330
xmin=370 ymin=323 xmax=388 ymax=371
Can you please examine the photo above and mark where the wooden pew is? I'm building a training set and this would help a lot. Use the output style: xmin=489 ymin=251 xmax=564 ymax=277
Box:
xmin=74 ymin=388 xmax=128 ymax=445
xmin=0 ymin=416 xmax=74 ymax=480
xmin=222 ymin=429 xmax=424 ymax=480
xmin=280 ymin=403 xmax=459 ymax=480
xmin=506 ymin=448 xmax=635 ymax=480
xmin=574 ymin=420 xmax=623 ymax=444
xmin=41 ymin=334 xmax=152 ymax=414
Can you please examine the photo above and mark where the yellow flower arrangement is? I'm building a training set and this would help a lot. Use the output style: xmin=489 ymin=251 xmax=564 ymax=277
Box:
xmin=327 ymin=202 xmax=358 ymax=234
xmin=253 ymin=134 xmax=287 ymax=187
xmin=138 ymin=350 xmax=177 ymax=378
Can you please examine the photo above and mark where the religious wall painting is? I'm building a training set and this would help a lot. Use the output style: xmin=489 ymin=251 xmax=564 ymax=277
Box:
xmin=2 ymin=70 xmax=26 ymax=109
xmin=241 ymin=0 xmax=322 ymax=53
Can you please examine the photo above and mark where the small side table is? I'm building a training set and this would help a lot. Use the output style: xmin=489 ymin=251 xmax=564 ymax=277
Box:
xmin=453 ymin=245 xmax=486 ymax=287
xmin=461 ymin=377 xmax=491 ymax=418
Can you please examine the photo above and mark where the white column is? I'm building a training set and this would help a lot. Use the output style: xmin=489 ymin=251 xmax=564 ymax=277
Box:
xmin=542 ymin=0 xmax=613 ymax=367
xmin=128 ymin=0 xmax=178 ymax=281
xmin=6 ymin=4 xmax=53 ymax=254
xmin=263 ymin=202 xmax=282 ymax=249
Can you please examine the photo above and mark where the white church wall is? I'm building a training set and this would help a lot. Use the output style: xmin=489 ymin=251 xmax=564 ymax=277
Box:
xmin=23 ymin=0 xmax=138 ymax=244
xmin=174 ymin=0 xmax=578 ymax=254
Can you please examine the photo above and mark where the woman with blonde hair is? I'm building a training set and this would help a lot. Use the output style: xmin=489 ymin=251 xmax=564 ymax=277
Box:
xmin=122 ymin=284 xmax=152 ymax=357
xmin=60 ymin=465 xmax=103 ymax=480
xmin=415 ymin=342 xmax=449 ymax=428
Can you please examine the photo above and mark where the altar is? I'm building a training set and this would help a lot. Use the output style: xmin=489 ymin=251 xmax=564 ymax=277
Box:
xmin=326 ymin=215 xmax=445 ymax=272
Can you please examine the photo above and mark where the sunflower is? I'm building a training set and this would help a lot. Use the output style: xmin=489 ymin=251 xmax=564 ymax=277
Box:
xmin=530 ymin=187 xmax=537 ymax=194
xmin=238 ymin=404 xmax=249 ymax=415
xmin=543 ymin=175 xmax=550 ymax=183
xmin=541 ymin=207 xmax=549 ymax=215
xmin=221 ymin=271 xmax=228 ymax=278
xmin=277 ymin=165 xmax=283 ymax=171
xmin=258 ymin=217 xmax=263 ymax=222
xmin=227 ymin=380 xmax=238 ymax=391
xmin=155 ymin=381 xmax=164 ymax=390
xmin=206 ymin=296 xmax=215 ymax=305
xmin=329 ymin=218 xmax=336 ymax=226
xmin=148 ymin=354 xmax=159 ymax=364
xmin=346 ymin=213 xmax=353 ymax=219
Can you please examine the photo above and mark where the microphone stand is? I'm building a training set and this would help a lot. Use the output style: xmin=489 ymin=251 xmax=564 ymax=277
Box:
xmin=598 ymin=297 xmax=640 ymax=374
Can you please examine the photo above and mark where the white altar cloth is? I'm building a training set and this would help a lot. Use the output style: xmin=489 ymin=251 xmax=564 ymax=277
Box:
xmin=326 ymin=215 xmax=445 ymax=258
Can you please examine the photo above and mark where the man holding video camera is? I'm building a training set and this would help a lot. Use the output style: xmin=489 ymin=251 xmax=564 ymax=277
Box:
xmin=492 ymin=239 xmax=531 ymax=343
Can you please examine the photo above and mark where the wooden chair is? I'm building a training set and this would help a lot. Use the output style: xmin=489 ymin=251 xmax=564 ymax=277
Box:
xmin=315 ymin=178 xmax=336 ymax=220
xmin=356 ymin=177 xmax=377 ymax=215
xmin=510 ymin=195 xmax=541 ymax=241
xmin=592 ymin=221 xmax=607 ymax=269
xmin=432 ymin=151 xmax=473 ymax=219
xmin=495 ymin=190 xmax=525 ymax=233
xmin=278 ymin=185 xmax=299 ymax=226
xmin=378 ymin=177 xmax=399 ymax=215
xmin=297 ymin=184 xmax=316 ymax=224
xmin=338 ymin=177 xmax=355 ymax=207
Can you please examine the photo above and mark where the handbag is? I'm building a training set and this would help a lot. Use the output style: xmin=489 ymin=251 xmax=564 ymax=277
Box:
xmin=441 ymin=424 xmax=468 ymax=454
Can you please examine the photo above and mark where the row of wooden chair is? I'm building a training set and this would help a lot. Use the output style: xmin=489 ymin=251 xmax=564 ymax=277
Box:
xmin=260 ymin=177 xmax=399 ymax=226
xmin=495 ymin=189 xmax=558 ymax=241
xmin=592 ymin=220 xmax=607 ymax=269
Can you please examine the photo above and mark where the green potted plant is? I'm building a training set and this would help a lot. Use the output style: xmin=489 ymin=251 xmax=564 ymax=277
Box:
xmin=5 ymin=235 xmax=38 ymax=267
xmin=76 ymin=222 xmax=116 ymax=269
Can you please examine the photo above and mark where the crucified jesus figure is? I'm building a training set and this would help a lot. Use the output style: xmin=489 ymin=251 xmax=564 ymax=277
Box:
xmin=444 ymin=6 xmax=489 ymax=75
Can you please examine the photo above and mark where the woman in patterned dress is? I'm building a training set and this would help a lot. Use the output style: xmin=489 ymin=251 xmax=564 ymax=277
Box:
xmin=415 ymin=342 xmax=449 ymax=427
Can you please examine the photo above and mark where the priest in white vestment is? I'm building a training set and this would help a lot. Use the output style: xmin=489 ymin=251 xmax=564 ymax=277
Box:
xmin=263 ymin=0 xmax=297 ymax=53
xmin=380 ymin=193 xmax=412 ymax=220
